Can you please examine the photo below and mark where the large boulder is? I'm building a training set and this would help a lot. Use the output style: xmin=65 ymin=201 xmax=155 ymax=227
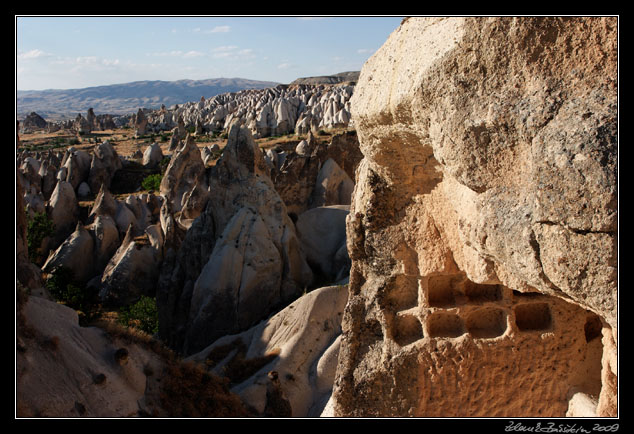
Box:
xmin=45 ymin=180 xmax=79 ymax=252
xmin=186 ymin=284 xmax=349 ymax=417
xmin=310 ymin=158 xmax=354 ymax=208
xmin=295 ymin=205 xmax=351 ymax=284
xmin=157 ymin=123 xmax=313 ymax=355
xmin=42 ymin=223 xmax=95 ymax=285
xmin=88 ymin=215 xmax=120 ymax=273
xmin=272 ymin=133 xmax=327 ymax=216
xmin=333 ymin=17 xmax=617 ymax=418
xmin=134 ymin=108 xmax=148 ymax=137
xmin=63 ymin=149 xmax=92 ymax=191
xmin=88 ymin=141 xmax=122 ymax=193
xmin=160 ymin=134 xmax=208 ymax=227
xmin=98 ymin=224 xmax=163 ymax=306
xmin=21 ymin=112 xmax=48 ymax=133
xmin=142 ymin=142 xmax=164 ymax=169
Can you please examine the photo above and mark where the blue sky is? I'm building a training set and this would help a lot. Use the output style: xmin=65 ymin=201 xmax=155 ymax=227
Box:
xmin=16 ymin=16 xmax=404 ymax=90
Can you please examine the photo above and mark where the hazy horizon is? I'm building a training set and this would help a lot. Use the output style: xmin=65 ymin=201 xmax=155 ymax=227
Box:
xmin=16 ymin=16 xmax=403 ymax=91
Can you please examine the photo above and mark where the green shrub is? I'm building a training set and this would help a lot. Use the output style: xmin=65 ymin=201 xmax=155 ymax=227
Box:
xmin=46 ymin=267 xmax=94 ymax=313
xmin=118 ymin=296 xmax=159 ymax=335
xmin=26 ymin=211 xmax=55 ymax=263
xmin=141 ymin=173 xmax=162 ymax=191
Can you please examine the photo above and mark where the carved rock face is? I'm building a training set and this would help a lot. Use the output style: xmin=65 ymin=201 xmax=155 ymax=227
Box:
xmin=333 ymin=17 xmax=617 ymax=417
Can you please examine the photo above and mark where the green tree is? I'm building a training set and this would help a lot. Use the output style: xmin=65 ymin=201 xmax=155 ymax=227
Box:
xmin=141 ymin=173 xmax=162 ymax=191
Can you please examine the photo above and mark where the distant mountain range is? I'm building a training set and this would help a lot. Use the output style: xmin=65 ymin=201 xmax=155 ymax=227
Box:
xmin=16 ymin=77 xmax=280 ymax=122
xmin=290 ymin=71 xmax=360 ymax=85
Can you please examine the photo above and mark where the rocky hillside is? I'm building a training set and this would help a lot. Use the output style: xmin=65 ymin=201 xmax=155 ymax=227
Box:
xmin=17 ymin=114 xmax=361 ymax=416
xmin=290 ymin=71 xmax=359 ymax=85
xmin=17 ymin=78 xmax=280 ymax=122
xmin=22 ymin=81 xmax=356 ymax=142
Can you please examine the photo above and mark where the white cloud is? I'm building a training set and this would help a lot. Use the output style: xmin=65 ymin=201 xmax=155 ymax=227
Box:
xmin=208 ymin=25 xmax=230 ymax=33
xmin=211 ymin=46 xmax=255 ymax=60
xmin=277 ymin=63 xmax=292 ymax=70
xmin=17 ymin=49 xmax=50 ymax=60
xmin=357 ymin=48 xmax=374 ymax=54
xmin=101 ymin=58 xmax=120 ymax=66
xmin=183 ymin=50 xmax=205 ymax=58
xmin=149 ymin=50 xmax=205 ymax=58
xmin=213 ymin=45 xmax=238 ymax=52
xmin=76 ymin=56 xmax=98 ymax=64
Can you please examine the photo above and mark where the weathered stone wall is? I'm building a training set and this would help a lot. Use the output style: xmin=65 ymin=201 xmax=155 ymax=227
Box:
xmin=332 ymin=16 xmax=617 ymax=417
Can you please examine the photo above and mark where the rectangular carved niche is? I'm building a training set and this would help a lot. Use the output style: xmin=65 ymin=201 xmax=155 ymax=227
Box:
xmin=465 ymin=307 xmax=508 ymax=339
xmin=464 ymin=281 xmax=503 ymax=303
xmin=426 ymin=274 xmax=463 ymax=308
xmin=513 ymin=303 xmax=552 ymax=331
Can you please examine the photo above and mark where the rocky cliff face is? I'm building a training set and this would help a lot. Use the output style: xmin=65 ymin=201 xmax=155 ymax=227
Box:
xmin=332 ymin=17 xmax=617 ymax=417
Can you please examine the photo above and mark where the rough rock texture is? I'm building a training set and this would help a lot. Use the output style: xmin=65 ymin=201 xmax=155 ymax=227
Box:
xmin=16 ymin=293 xmax=251 ymax=418
xmin=42 ymin=223 xmax=95 ymax=285
xmin=21 ymin=111 xmax=48 ymax=133
xmin=16 ymin=174 xmax=45 ymax=292
xmin=160 ymin=134 xmax=208 ymax=227
xmin=296 ymin=205 xmax=351 ymax=284
xmin=157 ymin=123 xmax=313 ymax=356
xmin=310 ymin=158 xmax=354 ymax=208
xmin=88 ymin=141 xmax=123 ymax=194
xmin=16 ymin=296 xmax=166 ymax=417
xmin=332 ymin=17 xmax=617 ymax=418
xmin=45 ymin=180 xmax=80 ymax=252
xmin=143 ymin=142 xmax=164 ymax=169
xmin=98 ymin=224 xmax=163 ymax=307
xmin=186 ymin=284 xmax=349 ymax=417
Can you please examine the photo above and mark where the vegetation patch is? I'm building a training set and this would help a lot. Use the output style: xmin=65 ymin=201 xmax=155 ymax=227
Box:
xmin=26 ymin=210 xmax=55 ymax=264
xmin=141 ymin=173 xmax=162 ymax=192
xmin=117 ymin=295 xmax=159 ymax=335
xmin=45 ymin=267 xmax=98 ymax=321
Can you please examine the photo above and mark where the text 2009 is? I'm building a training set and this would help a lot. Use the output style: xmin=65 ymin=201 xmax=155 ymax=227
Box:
xmin=593 ymin=425 xmax=619 ymax=433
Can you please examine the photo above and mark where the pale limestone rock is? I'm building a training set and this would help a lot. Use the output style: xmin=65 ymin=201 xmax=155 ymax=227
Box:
xmin=39 ymin=160 xmax=58 ymax=200
xmin=46 ymin=180 xmax=79 ymax=251
xmin=186 ymin=284 xmax=348 ymax=417
xmin=88 ymin=140 xmax=122 ymax=193
xmin=142 ymin=142 xmax=164 ymax=168
xmin=89 ymin=185 xmax=118 ymax=221
xmin=16 ymin=296 xmax=166 ymax=417
xmin=295 ymin=139 xmax=311 ymax=156
xmin=98 ymin=225 xmax=161 ymax=306
xmin=160 ymin=134 xmax=208 ymax=219
xmin=156 ymin=124 xmax=312 ymax=355
xmin=295 ymin=205 xmax=350 ymax=283
xmin=89 ymin=215 xmax=120 ymax=273
xmin=134 ymin=108 xmax=148 ymax=137
xmin=333 ymin=16 xmax=617 ymax=418
xmin=310 ymin=158 xmax=354 ymax=208
xmin=42 ymin=223 xmax=95 ymax=284
xmin=63 ymin=149 xmax=91 ymax=191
